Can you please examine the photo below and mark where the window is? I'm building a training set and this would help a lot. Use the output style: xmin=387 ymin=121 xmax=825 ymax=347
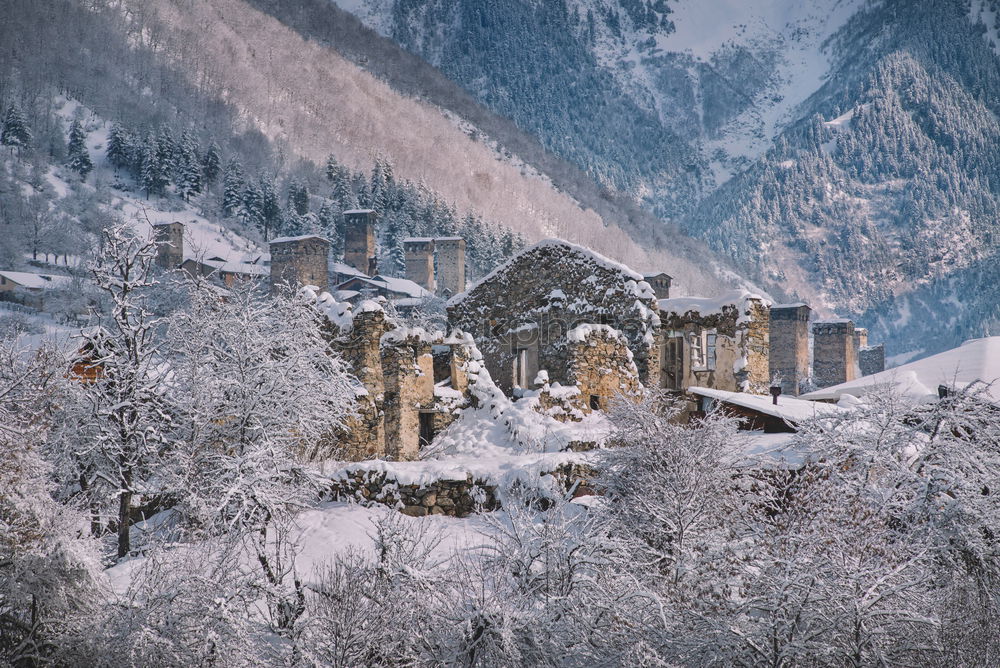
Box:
xmin=513 ymin=347 xmax=529 ymax=388
xmin=661 ymin=335 xmax=684 ymax=390
xmin=589 ymin=395 xmax=601 ymax=410
xmin=691 ymin=329 xmax=717 ymax=371
xmin=419 ymin=412 xmax=436 ymax=448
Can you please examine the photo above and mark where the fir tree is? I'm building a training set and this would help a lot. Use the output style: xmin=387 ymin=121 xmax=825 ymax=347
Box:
xmin=324 ymin=154 xmax=340 ymax=182
xmin=287 ymin=180 xmax=309 ymax=216
xmin=106 ymin=122 xmax=130 ymax=175
xmin=222 ymin=158 xmax=245 ymax=217
xmin=258 ymin=178 xmax=281 ymax=240
xmin=176 ymin=133 xmax=202 ymax=201
xmin=201 ymin=142 xmax=221 ymax=186
xmin=66 ymin=120 xmax=93 ymax=180
xmin=140 ymin=135 xmax=168 ymax=198
xmin=1 ymin=103 xmax=32 ymax=157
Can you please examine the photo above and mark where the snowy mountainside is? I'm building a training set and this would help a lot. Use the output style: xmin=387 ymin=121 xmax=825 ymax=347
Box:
xmin=332 ymin=0 xmax=1000 ymax=360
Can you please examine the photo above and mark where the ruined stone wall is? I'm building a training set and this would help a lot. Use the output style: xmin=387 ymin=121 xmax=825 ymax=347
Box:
xmin=327 ymin=308 xmax=389 ymax=460
xmin=435 ymin=237 xmax=466 ymax=297
xmin=404 ymin=238 xmax=435 ymax=292
xmin=343 ymin=210 xmax=376 ymax=275
xmin=381 ymin=330 xmax=436 ymax=461
xmin=447 ymin=241 xmax=661 ymax=395
xmin=270 ymin=236 xmax=330 ymax=293
xmin=769 ymin=304 xmax=811 ymax=395
xmin=660 ymin=298 xmax=769 ymax=394
xmin=813 ymin=320 xmax=857 ymax=390
xmin=565 ymin=326 xmax=642 ymax=412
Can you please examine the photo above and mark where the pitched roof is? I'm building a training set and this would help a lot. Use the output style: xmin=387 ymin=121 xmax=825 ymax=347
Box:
xmin=335 ymin=275 xmax=431 ymax=300
xmin=659 ymin=289 xmax=765 ymax=318
xmin=268 ymin=234 xmax=329 ymax=245
xmin=801 ymin=336 xmax=1000 ymax=404
xmin=689 ymin=386 xmax=845 ymax=424
xmin=0 ymin=271 xmax=73 ymax=290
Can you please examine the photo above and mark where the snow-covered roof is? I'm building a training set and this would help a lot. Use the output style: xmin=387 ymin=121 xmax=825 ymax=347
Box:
xmin=448 ymin=238 xmax=644 ymax=307
xmin=330 ymin=261 xmax=366 ymax=277
xmin=771 ymin=302 xmax=808 ymax=309
xmin=801 ymin=336 xmax=1000 ymax=404
xmin=197 ymin=259 xmax=268 ymax=277
xmin=403 ymin=237 xmax=434 ymax=243
xmin=0 ymin=271 xmax=73 ymax=290
xmin=342 ymin=209 xmax=376 ymax=215
xmin=336 ymin=275 xmax=431 ymax=300
xmin=689 ymin=386 xmax=844 ymax=424
xmin=268 ymin=234 xmax=328 ymax=245
xmin=659 ymin=289 xmax=765 ymax=318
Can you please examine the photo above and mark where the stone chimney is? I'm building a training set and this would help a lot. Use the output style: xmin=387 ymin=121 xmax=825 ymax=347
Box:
xmin=812 ymin=319 xmax=857 ymax=390
xmin=269 ymin=234 xmax=330 ymax=293
xmin=769 ymin=303 xmax=811 ymax=396
xmin=152 ymin=221 xmax=184 ymax=270
xmin=343 ymin=209 xmax=377 ymax=276
xmin=434 ymin=237 xmax=466 ymax=297
xmin=403 ymin=238 xmax=436 ymax=292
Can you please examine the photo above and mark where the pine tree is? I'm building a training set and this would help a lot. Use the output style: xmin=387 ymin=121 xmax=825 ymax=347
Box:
xmin=287 ymin=180 xmax=309 ymax=216
xmin=222 ymin=158 xmax=245 ymax=217
xmin=1 ymin=103 xmax=32 ymax=156
xmin=140 ymin=135 xmax=168 ymax=198
xmin=201 ymin=142 xmax=221 ymax=186
xmin=324 ymin=154 xmax=340 ymax=182
xmin=330 ymin=164 xmax=353 ymax=209
xmin=176 ymin=133 xmax=202 ymax=201
xmin=66 ymin=120 xmax=93 ymax=180
xmin=259 ymin=178 xmax=281 ymax=240
xmin=106 ymin=122 xmax=130 ymax=175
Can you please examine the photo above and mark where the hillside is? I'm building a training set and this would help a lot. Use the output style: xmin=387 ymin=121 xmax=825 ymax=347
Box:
xmin=331 ymin=0 xmax=1000 ymax=359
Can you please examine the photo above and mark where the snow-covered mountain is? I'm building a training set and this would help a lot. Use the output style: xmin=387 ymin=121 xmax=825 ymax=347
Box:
xmin=329 ymin=0 xmax=1000 ymax=359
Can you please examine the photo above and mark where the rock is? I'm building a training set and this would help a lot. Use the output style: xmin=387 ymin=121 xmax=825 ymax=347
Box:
xmin=422 ymin=493 xmax=438 ymax=507
xmin=401 ymin=505 xmax=427 ymax=517
xmin=430 ymin=506 xmax=445 ymax=515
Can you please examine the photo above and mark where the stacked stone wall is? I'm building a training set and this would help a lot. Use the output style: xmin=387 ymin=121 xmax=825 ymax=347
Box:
xmin=769 ymin=304 xmax=811 ymax=395
xmin=813 ymin=320 xmax=857 ymax=390
xmin=859 ymin=344 xmax=886 ymax=377
xmin=270 ymin=236 xmax=330 ymax=293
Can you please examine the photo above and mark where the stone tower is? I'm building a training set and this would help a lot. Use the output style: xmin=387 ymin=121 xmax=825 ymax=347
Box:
xmin=435 ymin=237 xmax=466 ymax=297
xmin=644 ymin=272 xmax=672 ymax=300
xmin=404 ymin=238 xmax=436 ymax=292
xmin=853 ymin=327 xmax=868 ymax=357
xmin=269 ymin=235 xmax=330 ymax=293
xmin=344 ymin=209 xmax=377 ymax=276
xmin=812 ymin=319 xmax=857 ymax=390
xmin=769 ymin=303 xmax=811 ymax=396
xmin=152 ymin=221 xmax=184 ymax=270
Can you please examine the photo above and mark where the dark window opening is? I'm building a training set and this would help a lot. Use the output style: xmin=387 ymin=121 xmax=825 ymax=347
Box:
xmin=419 ymin=412 xmax=436 ymax=448
xmin=589 ymin=395 xmax=601 ymax=410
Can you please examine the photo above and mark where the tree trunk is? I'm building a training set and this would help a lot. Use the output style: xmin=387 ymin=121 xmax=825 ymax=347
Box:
xmin=117 ymin=470 xmax=133 ymax=558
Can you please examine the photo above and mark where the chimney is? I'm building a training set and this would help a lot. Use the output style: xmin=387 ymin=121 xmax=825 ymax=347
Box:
xmin=343 ymin=209 xmax=377 ymax=276
xmin=768 ymin=303 xmax=811 ymax=396
xmin=812 ymin=319 xmax=857 ymax=390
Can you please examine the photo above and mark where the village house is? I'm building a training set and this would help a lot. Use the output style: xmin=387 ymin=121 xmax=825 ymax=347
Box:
xmin=445 ymin=240 xmax=661 ymax=414
xmin=657 ymin=291 xmax=771 ymax=394
xmin=0 ymin=270 xmax=73 ymax=309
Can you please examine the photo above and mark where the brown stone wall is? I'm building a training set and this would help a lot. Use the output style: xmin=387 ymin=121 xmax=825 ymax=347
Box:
xmin=328 ymin=308 xmax=389 ymax=459
xmin=769 ymin=304 xmax=811 ymax=395
xmin=813 ymin=320 xmax=857 ymax=390
xmin=344 ymin=210 xmax=377 ymax=275
xmin=270 ymin=236 xmax=331 ymax=293
xmin=153 ymin=222 xmax=184 ymax=270
xmin=435 ymin=237 xmax=466 ymax=297
xmin=404 ymin=238 xmax=435 ymax=292
xmin=565 ymin=327 xmax=642 ymax=412
xmin=381 ymin=333 xmax=436 ymax=461
xmin=859 ymin=343 xmax=885 ymax=377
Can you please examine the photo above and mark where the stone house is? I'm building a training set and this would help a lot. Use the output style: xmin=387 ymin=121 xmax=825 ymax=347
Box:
xmin=446 ymin=239 xmax=660 ymax=413
xmin=657 ymin=290 xmax=771 ymax=394
xmin=0 ymin=270 xmax=73 ymax=309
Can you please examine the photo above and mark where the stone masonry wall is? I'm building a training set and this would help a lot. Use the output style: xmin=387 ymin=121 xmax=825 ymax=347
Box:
xmin=447 ymin=240 xmax=661 ymax=395
xmin=565 ymin=325 xmax=642 ymax=412
xmin=769 ymin=304 xmax=811 ymax=395
xmin=813 ymin=320 xmax=857 ymax=390
xmin=270 ymin=236 xmax=331 ymax=293
xmin=327 ymin=463 xmax=598 ymax=518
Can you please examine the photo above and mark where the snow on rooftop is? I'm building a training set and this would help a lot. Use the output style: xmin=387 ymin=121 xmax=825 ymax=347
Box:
xmin=771 ymin=302 xmax=809 ymax=309
xmin=337 ymin=274 xmax=432 ymax=299
xmin=659 ymin=289 xmax=765 ymax=318
xmin=197 ymin=259 xmax=268 ymax=276
xmin=447 ymin=238 xmax=644 ymax=306
xmin=0 ymin=271 xmax=73 ymax=290
xmin=689 ymin=386 xmax=845 ymax=424
xmin=403 ymin=237 xmax=434 ymax=243
xmin=342 ymin=209 xmax=375 ymax=215
xmin=268 ymin=234 xmax=328 ymax=245
xmin=330 ymin=261 xmax=366 ymax=276
xmin=801 ymin=336 xmax=1000 ymax=405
